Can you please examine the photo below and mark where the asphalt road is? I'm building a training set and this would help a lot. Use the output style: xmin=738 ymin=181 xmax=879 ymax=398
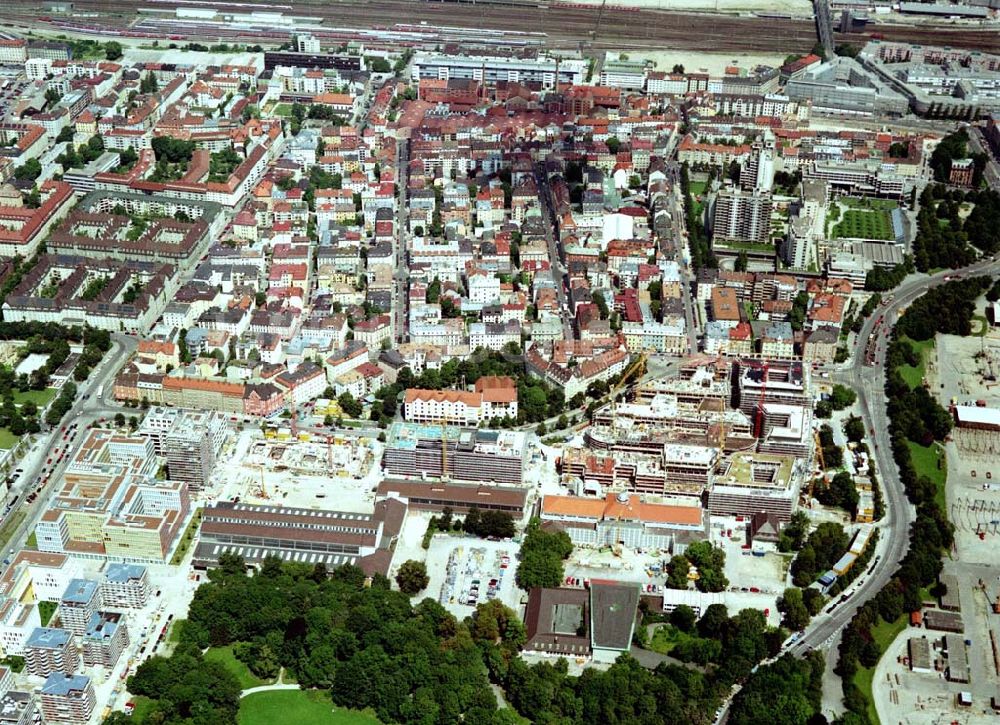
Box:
xmin=0 ymin=334 xmax=136 ymax=559
xmin=787 ymin=254 xmax=1000 ymax=657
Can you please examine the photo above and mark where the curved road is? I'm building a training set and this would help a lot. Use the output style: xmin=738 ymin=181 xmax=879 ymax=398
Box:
xmin=788 ymin=254 xmax=1000 ymax=657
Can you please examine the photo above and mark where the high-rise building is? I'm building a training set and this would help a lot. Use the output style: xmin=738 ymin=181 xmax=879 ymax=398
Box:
xmin=58 ymin=580 xmax=100 ymax=636
xmin=712 ymin=187 xmax=773 ymax=244
xmin=40 ymin=674 xmax=95 ymax=725
xmin=100 ymin=564 xmax=151 ymax=609
xmin=742 ymin=132 xmax=775 ymax=192
xmin=296 ymin=34 xmax=320 ymax=54
xmin=24 ymin=628 xmax=78 ymax=678
xmin=159 ymin=410 xmax=226 ymax=490
xmin=82 ymin=612 xmax=129 ymax=668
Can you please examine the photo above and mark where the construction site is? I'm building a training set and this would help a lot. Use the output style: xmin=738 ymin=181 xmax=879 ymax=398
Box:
xmin=215 ymin=427 xmax=381 ymax=512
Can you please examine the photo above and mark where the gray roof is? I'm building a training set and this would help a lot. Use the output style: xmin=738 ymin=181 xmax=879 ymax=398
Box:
xmin=25 ymin=627 xmax=70 ymax=650
xmin=41 ymin=673 xmax=91 ymax=697
xmin=589 ymin=582 xmax=639 ymax=651
xmin=61 ymin=578 xmax=99 ymax=605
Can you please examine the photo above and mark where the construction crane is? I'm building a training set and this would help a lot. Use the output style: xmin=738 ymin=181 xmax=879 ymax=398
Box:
xmin=608 ymin=352 xmax=648 ymax=435
xmin=254 ymin=462 xmax=268 ymax=500
xmin=440 ymin=424 xmax=450 ymax=482
xmin=806 ymin=429 xmax=826 ymax=502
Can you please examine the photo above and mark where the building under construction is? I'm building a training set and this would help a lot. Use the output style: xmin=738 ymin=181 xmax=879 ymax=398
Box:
xmin=382 ymin=422 xmax=528 ymax=485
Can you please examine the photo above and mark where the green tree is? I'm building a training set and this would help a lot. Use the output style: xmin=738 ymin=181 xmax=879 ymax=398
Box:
xmin=515 ymin=519 xmax=572 ymax=590
xmin=395 ymin=560 xmax=429 ymax=595
xmin=665 ymin=554 xmax=690 ymax=590
xmin=669 ymin=604 xmax=697 ymax=633
xmin=105 ymin=41 xmax=123 ymax=60
xmin=777 ymin=587 xmax=810 ymax=630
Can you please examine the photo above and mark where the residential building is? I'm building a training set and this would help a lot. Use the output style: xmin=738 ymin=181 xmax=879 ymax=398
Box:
xmin=100 ymin=564 xmax=150 ymax=609
xmin=57 ymin=579 xmax=100 ymax=636
xmin=40 ymin=674 xmax=95 ymax=725
xmin=24 ymin=628 xmax=78 ymax=678
xmin=81 ymin=612 xmax=129 ymax=669
xmin=712 ymin=187 xmax=773 ymax=244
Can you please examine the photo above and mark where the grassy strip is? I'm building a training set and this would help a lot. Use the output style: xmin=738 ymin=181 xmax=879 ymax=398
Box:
xmin=170 ymin=509 xmax=203 ymax=566
xmin=907 ymin=440 xmax=947 ymax=513
xmin=850 ymin=615 xmax=908 ymax=724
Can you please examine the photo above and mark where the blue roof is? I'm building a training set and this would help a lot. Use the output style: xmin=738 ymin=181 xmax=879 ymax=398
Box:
xmin=84 ymin=613 xmax=118 ymax=641
xmin=41 ymin=673 xmax=90 ymax=697
xmin=61 ymin=579 xmax=99 ymax=605
xmin=105 ymin=563 xmax=146 ymax=584
xmin=25 ymin=627 xmax=70 ymax=650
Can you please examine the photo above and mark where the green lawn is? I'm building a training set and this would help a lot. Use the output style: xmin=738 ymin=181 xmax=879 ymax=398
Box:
xmin=908 ymin=440 xmax=947 ymax=513
xmin=168 ymin=618 xmax=186 ymax=643
xmin=205 ymin=646 xmax=270 ymax=690
xmin=272 ymin=103 xmax=293 ymax=117
xmin=12 ymin=388 xmax=56 ymax=408
xmin=0 ymin=510 xmax=25 ymax=550
xmin=897 ymin=337 xmax=935 ymax=389
xmin=832 ymin=209 xmax=894 ymax=241
xmin=0 ymin=429 xmax=19 ymax=450
xmin=239 ymin=689 xmax=381 ymax=725
xmin=128 ymin=695 xmax=156 ymax=723
xmin=170 ymin=509 xmax=203 ymax=565
xmin=647 ymin=624 xmax=698 ymax=655
xmin=25 ymin=532 xmax=36 ymax=549
xmin=852 ymin=614 xmax=908 ymax=725
xmin=842 ymin=197 xmax=898 ymax=211
xmin=38 ymin=600 xmax=57 ymax=626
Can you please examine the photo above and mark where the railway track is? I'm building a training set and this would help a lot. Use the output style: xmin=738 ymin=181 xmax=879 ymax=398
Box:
xmin=12 ymin=0 xmax=1000 ymax=53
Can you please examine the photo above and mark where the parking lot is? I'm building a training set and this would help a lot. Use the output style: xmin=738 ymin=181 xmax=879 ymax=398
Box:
xmin=421 ymin=537 xmax=520 ymax=618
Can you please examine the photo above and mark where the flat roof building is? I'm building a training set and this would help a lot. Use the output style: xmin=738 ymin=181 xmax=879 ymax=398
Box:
xmin=40 ymin=673 xmax=95 ymax=725
xmin=193 ymin=497 xmax=407 ymax=577
xmin=24 ymin=627 xmax=78 ymax=678
xmin=383 ymin=422 xmax=527 ymax=486
xmin=376 ymin=479 xmax=527 ymax=515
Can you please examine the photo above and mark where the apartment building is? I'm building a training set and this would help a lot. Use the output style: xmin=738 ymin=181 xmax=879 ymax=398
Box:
xmin=403 ymin=376 xmax=518 ymax=425
xmin=24 ymin=628 xmax=78 ymax=678
xmin=711 ymin=187 xmax=773 ymax=244
xmin=40 ymin=674 xmax=95 ymax=725
xmin=58 ymin=579 xmax=100 ymax=636
xmin=100 ymin=564 xmax=150 ymax=609
xmin=81 ymin=612 xmax=129 ymax=668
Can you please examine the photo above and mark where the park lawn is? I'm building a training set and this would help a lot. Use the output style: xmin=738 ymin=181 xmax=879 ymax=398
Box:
xmin=272 ymin=103 xmax=293 ymax=117
xmin=0 ymin=429 xmax=18 ymax=450
xmin=647 ymin=624 xmax=698 ymax=655
xmin=13 ymin=388 xmax=56 ymax=408
xmin=832 ymin=209 xmax=894 ymax=241
xmin=238 ymin=690 xmax=381 ymax=725
xmin=908 ymin=440 xmax=947 ymax=513
xmin=38 ymin=601 xmax=57 ymax=626
xmin=205 ymin=645 xmax=270 ymax=690
xmin=852 ymin=614 xmax=908 ymax=725
xmin=168 ymin=618 xmax=186 ymax=643
xmin=897 ymin=337 xmax=935 ymax=390
xmin=127 ymin=695 xmax=156 ymax=723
